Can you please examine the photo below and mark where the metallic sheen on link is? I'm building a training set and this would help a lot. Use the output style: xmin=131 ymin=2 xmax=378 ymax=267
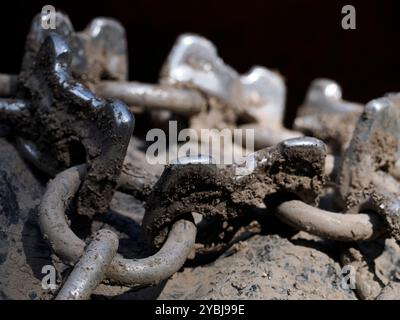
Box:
xmin=39 ymin=165 xmax=196 ymax=288
xmin=275 ymin=200 xmax=386 ymax=241
xmin=96 ymin=81 xmax=207 ymax=115
xmin=55 ymin=229 xmax=119 ymax=300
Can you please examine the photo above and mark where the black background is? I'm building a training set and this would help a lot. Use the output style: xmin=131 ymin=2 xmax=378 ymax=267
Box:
xmin=1 ymin=0 xmax=399 ymax=126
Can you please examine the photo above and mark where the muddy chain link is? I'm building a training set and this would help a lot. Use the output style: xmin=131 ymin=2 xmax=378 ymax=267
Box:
xmin=1 ymin=10 xmax=400 ymax=300
xmin=40 ymin=165 xmax=196 ymax=299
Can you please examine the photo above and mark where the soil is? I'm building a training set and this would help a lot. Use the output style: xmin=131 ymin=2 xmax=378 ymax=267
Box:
xmin=109 ymin=233 xmax=356 ymax=300
xmin=0 ymin=138 xmax=51 ymax=299
xmin=1 ymin=137 xmax=399 ymax=300
xmin=2 ymin=10 xmax=400 ymax=301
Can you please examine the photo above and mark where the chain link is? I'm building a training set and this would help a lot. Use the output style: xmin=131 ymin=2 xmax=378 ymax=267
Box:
xmin=0 ymin=9 xmax=399 ymax=300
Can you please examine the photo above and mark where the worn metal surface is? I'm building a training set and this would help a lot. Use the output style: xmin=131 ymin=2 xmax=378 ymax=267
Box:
xmin=39 ymin=165 xmax=196 ymax=286
xmin=56 ymin=229 xmax=119 ymax=300
xmin=0 ymin=99 xmax=31 ymax=133
xmin=18 ymin=33 xmax=133 ymax=216
xmin=160 ymin=34 xmax=300 ymax=148
xmin=238 ymin=67 xmax=302 ymax=147
xmin=107 ymin=220 xmax=196 ymax=286
xmin=96 ymin=81 xmax=206 ymax=115
xmin=143 ymin=137 xmax=326 ymax=248
xmin=3 ymin=9 xmax=400 ymax=301
xmin=0 ymin=11 xmax=135 ymax=217
xmin=328 ymin=92 xmax=400 ymax=299
xmin=337 ymin=94 xmax=400 ymax=211
xmin=161 ymin=34 xmax=242 ymax=109
xmin=275 ymin=200 xmax=386 ymax=241
xmin=16 ymin=135 xmax=160 ymax=199
xmin=294 ymin=79 xmax=363 ymax=154
xmin=39 ymin=164 xmax=87 ymax=265
xmin=20 ymin=12 xmax=128 ymax=86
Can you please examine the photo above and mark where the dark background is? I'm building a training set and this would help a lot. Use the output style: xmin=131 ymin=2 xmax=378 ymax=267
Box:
xmin=1 ymin=0 xmax=399 ymax=126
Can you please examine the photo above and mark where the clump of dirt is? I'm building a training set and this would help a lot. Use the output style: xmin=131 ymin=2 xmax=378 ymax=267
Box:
xmin=15 ymin=32 xmax=135 ymax=217
xmin=377 ymin=282 xmax=400 ymax=300
xmin=2 ymin=135 xmax=398 ymax=301
xmin=142 ymin=139 xmax=325 ymax=250
xmin=153 ymin=234 xmax=357 ymax=300
xmin=0 ymin=137 xmax=150 ymax=299
xmin=340 ymin=238 xmax=400 ymax=300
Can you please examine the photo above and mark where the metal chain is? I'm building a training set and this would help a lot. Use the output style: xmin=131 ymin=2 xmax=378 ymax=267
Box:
xmin=40 ymin=165 xmax=196 ymax=299
xmin=1 ymin=9 xmax=400 ymax=300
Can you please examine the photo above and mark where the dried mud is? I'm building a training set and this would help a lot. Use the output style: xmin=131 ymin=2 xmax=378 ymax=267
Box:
xmin=1 ymin=137 xmax=399 ymax=300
